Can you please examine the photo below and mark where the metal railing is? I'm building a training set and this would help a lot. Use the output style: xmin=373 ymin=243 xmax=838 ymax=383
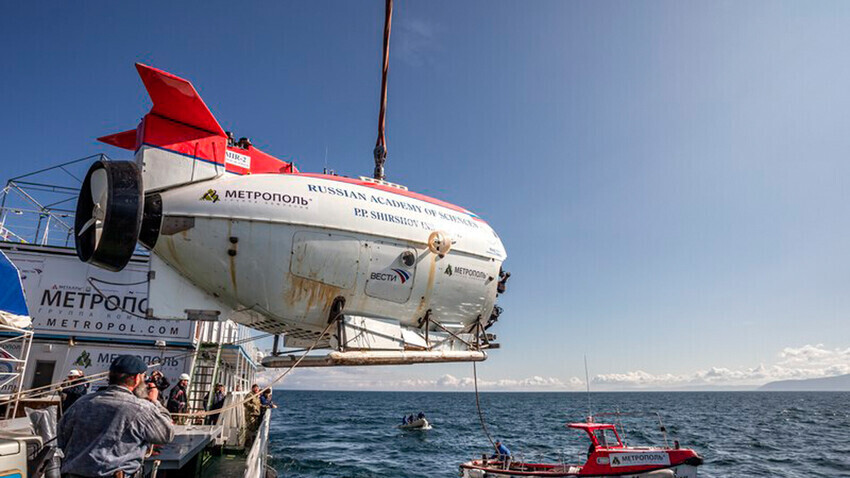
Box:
xmin=0 ymin=323 xmax=34 ymax=419
xmin=243 ymin=409 xmax=271 ymax=478
xmin=0 ymin=154 xmax=108 ymax=247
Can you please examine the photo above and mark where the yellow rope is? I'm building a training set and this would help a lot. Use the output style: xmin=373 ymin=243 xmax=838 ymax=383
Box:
xmin=169 ymin=318 xmax=336 ymax=419
xmin=0 ymin=331 xmax=273 ymax=406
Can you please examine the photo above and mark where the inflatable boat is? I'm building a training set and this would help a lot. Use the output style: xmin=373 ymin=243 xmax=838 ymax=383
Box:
xmin=398 ymin=418 xmax=431 ymax=430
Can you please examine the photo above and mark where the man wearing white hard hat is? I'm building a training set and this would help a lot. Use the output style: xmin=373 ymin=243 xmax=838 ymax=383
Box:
xmin=60 ymin=369 xmax=88 ymax=413
xmin=166 ymin=373 xmax=190 ymax=424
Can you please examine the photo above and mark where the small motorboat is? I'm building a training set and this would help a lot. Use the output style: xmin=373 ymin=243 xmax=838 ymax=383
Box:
xmin=398 ymin=417 xmax=432 ymax=430
xmin=459 ymin=418 xmax=703 ymax=477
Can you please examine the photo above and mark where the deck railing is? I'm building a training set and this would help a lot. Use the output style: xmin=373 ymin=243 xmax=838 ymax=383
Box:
xmin=243 ymin=409 xmax=271 ymax=478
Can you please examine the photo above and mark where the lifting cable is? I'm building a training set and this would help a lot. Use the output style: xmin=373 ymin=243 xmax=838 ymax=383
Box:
xmin=373 ymin=0 xmax=393 ymax=181
xmin=472 ymin=361 xmax=495 ymax=448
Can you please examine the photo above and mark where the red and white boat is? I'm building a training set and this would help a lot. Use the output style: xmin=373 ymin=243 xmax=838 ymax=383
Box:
xmin=460 ymin=419 xmax=703 ymax=478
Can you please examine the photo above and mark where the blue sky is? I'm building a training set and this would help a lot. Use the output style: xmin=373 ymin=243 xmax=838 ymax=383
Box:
xmin=3 ymin=1 xmax=850 ymax=390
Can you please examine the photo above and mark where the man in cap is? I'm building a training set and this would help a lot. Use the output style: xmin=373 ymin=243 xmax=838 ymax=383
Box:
xmin=60 ymin=369 xmax=88 ymax=413
xmin=58 ymin=355 xmax=174 ymax=478
xmin=167 ymin=373 xmax=190 ymax=424
xmin=491 ymin=440 xmax=512 ymax=461
xmin=244 ymin=384 xmax=262 ymax=447
xmin=203 ymin=383 xmax=226 ymax=425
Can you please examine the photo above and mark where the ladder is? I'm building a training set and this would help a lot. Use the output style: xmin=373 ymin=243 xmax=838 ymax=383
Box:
xmin=187 ymin=324 xmax=224 ymax=423
xmin=0 ymin=324 xmax=34 ymax=419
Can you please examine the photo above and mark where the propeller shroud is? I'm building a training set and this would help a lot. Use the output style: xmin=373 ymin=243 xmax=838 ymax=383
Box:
xmin=74 ymin=160 xmax=143 ymax=272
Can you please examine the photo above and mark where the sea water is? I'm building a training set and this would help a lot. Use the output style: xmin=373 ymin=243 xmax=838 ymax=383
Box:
xmin=269 ymin=391 xmax=850 ymax=477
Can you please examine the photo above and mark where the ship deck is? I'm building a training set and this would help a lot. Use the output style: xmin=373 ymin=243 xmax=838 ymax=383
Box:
xmin=146 ymin=424 xmax=223 ymax=471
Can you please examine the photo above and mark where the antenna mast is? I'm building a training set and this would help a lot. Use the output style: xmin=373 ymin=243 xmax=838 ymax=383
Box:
xmin=584 ymin=355 xmax=593 ymax=420
xmin=373 ymin=0 xmax=393 ymax=180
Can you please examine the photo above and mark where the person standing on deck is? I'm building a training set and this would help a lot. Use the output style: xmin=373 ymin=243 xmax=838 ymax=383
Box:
xmin=167 ymin=374 xmax=190 ymax=424
xmin=260 ymin=389 xmax=278 ymax=410
xmin=60 ymin=370 xmax=88 ymax=413
xmin=244 ymin=384 xmax=262 ymax=447
xmin=146 ymin=370 xmax=170 ymax=406
xmin=58 ymin=355 xmax=174 ymax=478
xmin=203 ymin=384 xmax=227 ymax=425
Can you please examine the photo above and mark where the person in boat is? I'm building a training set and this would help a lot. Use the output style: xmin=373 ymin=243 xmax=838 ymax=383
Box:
xmin=203 ymin=383 xmax=227 ymax=425
xmin=166 ymin=373 xmax=190 ymax=424
xmin=417 ymin=412 xmax=426 ymax=420
xmin=146 ymin=370 xmax=170 ymax=405
xmin=260 ymin=389 xmax=278 ymax=410
xmin=408 ymin=414 xmax=415 ymax=423
xmin=58 ymin=355 xmax=174 ymax=478
xmin=491 ymin=440 xmax=512 ymax=461
xmin=60 ymin=369 xmax=88 ymax=413
xmin=244 ymin=384 xmax=263 ymax=447
xmin=401 ymin=416 xmax=408 ymax=424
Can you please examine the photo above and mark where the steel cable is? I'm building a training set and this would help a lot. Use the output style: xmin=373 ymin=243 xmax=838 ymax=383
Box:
xmin=472 ymin=361 xmax=495 ymax=448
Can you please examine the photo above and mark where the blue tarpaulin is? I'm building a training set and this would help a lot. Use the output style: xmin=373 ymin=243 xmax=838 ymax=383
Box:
xmin=0 ymin=250 xmax=28 ymax=317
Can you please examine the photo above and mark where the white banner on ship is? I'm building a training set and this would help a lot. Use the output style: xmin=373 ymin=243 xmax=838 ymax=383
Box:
xmin=608 ymin=452 xmax=671 ymax=468
xmin=6 ymin=251 xmax=193 ymax=342
xmin=63 ymin=344 xmax=190 ymax=388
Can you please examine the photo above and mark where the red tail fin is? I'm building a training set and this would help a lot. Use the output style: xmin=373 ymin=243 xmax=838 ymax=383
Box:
xmin=135 ymin=63 xmax=225 ymax=136
xmin=98 ymin=129 xmax=137 ymax=150
xmin=96 ymin=63 xmax=295 ymax=176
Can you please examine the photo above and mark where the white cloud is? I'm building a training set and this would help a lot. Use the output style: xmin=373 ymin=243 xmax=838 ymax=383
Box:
xmin=433 ymin=374 xmax=582 ymax=391
xmin=778 ymin=344 xmax=850 ymax=366
xmin=591 ymin=344 xmax=850 ymax=389
xmin=253 ymin=365 xmax=580 ymax=392
xmin=253 ymin=344 xmax=850 ymax=391
xmin=396 ymin=18 xmax=440 ymax=67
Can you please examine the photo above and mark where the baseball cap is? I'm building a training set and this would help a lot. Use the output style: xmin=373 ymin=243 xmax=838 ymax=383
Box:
xmin=68 ymin=369 xmax=83 ymax=377
xmin=109 ymin=355 xmax=147 ymax=375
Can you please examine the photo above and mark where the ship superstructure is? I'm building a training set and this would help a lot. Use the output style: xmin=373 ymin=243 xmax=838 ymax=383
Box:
xmin=0 ymin=159 xmax=273 ymax=478
xmin=0 ymin=158 xmax=259 ymax=412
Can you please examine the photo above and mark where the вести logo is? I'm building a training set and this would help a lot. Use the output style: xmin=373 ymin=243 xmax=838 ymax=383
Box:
xmin=391 ymin=268 xmax=410 ymax=283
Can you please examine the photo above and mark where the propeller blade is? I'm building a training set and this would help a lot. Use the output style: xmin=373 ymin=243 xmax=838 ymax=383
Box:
xmin=86 ymin=168 xmax=109 ymax=248
xmin=90 ymin=168 xmax=108 ymax=209
xmin=94 ymin=221 xmax=103 ymax=248
xmin=77 ymin=217 xmax=97 ymax=236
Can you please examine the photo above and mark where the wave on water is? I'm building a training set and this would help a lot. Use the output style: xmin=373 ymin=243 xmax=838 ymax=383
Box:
xmin=269 ymin=391 xmax=850 ymax=478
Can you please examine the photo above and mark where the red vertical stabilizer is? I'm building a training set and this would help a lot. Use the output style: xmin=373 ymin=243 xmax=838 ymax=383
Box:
xmin=97 ymin=63 xmax=295 ymax=176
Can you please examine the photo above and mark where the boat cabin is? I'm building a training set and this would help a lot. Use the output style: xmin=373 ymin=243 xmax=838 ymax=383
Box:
xmin=567 ymin=422 xmax=625 ymax=449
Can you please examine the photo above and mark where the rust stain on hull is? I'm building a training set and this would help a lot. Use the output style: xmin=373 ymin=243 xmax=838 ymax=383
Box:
xmin=285 ymin=275 xmax=343 ymax=320
xmin=162 ymin=237 xmax=183 ymax=269
xmin=416 ymin=251 xmax=437 ymax=317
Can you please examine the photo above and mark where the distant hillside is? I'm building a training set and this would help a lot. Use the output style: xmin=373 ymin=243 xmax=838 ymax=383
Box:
xmin=759 ymin=374 xmax=850 ymax=391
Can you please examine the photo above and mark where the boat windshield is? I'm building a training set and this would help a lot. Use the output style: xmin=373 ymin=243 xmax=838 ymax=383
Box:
xmin=593 ymin=428 xmax=621 ymax=448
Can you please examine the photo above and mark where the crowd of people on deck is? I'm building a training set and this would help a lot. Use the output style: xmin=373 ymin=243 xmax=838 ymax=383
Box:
xmin=53 ymin=355 xmax=512 ymax=478
xmin=55 ymin=355 xmax=279 ymax=478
